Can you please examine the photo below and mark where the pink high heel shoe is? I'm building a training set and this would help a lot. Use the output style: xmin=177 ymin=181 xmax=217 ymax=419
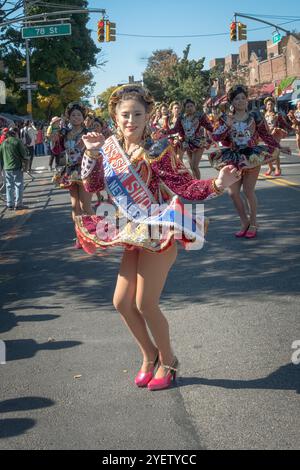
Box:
xmin=244 ymin=225 xmax=257 ymax=239
xmin=264 ymin=168 xmax=274 ymax=176
xmin=235 ymin=224 xmax=250 ymax=238
xmin=134 ymin=354 xmax=159 ymax=387
xmin=147 ymin=357 xmax=179 ymax=391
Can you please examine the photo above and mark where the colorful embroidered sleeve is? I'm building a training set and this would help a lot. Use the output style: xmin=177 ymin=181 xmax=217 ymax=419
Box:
xmin=211 ymin=115 xmax=231 ymax=143
xmin=277 ymin=113 xmax=292 ymax=131
xmin=198 ymin=113 xmax=214 ymax=133
xmin=149 ymin=146 xmax=219 ymax=201
xmin=81 ymin=152 xmax=105 ymax=193
xmin=255 ymin=115 xmax=280 ymax=149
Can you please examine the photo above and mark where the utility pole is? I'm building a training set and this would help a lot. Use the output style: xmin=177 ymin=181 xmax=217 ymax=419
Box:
xmin=23 ymin=0 xmax=32 ymax=119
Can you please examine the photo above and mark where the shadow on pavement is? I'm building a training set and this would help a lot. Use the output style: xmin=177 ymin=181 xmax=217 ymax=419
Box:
xmin=5 ymin=339 xmax=82 ymax=361
xmin=177 ymin=363 xmax=300 ymax=394
xmin=0 ymin=396 xmax=55 ymax=413
xmin=0 ymin=418 xmax=36 ymax=439
xmin=0 ymin=310 xmax=61 ymax=334
xmin=0 ymin=184 xmax=299 ymax=320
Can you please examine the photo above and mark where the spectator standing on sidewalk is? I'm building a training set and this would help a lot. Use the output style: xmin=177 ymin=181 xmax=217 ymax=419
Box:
xmin=0 ymin=127 xmax=29 ymax=210
xmin=21 ymin=121 xmax=36 ymax=171
xmin=46 ymin=116 xmax=65 ymax=171
xmin=35 ymin=124 xmax=45 ymax=156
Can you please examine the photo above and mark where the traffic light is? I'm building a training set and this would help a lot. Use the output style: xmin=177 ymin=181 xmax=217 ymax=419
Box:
xmin=238 ymin=22 xmax=247 ymax=41
xmin=106 ymin=20 xmax=116 ymax=42
xmin=230 ymin=21 xmax=237 ymax=41
xmin=97 ymin=19 xmax=105 ymax=42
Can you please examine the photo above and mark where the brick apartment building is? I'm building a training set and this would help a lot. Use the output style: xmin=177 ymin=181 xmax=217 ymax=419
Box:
xmin=208 ymin=34 xmax=300 ymax=109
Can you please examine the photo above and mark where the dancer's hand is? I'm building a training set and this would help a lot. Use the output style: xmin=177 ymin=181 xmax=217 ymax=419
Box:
xmin=215 ymin=165 xmax=241 ymax=190
xmin=82 ymin=132 xmax=105 ymax=150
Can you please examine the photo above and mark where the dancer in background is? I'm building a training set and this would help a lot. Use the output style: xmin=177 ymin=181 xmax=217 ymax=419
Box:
xmin=263 ymin=96 xmax=291 ymax=176
xmin=53 ymin=102 xmax=92 ymax=248
xmin=168 ymin=101 xmax=184 ymax=160
xmin=288 ymin=99 xmax=300 ymax=156
xmin=169 ymin=98 xmax=213 ymax=179
xmin=209 ymin=85 xmax=290 ymax=239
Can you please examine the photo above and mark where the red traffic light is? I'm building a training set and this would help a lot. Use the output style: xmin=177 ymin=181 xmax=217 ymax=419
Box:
xmin=230 ymin=21 xmax=237 ymax=41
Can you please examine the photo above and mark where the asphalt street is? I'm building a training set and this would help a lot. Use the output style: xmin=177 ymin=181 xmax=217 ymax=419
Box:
xmin=0 ymin=141 xmax=299 ymax=450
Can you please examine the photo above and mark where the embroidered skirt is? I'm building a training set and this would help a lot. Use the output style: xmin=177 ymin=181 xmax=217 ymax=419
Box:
xmin=209 ymin=145 xmax=280 ymax=171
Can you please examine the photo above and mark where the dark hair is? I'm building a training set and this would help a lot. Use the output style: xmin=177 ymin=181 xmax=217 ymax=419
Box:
xmin=65 ymin=102 xmax=87 ymax=119
xmin=183 ymin=98 xmax=196 ymax=109
xmin=227 ymin=85 xmax=248 ymax=103
xmin=93 ymin=117 xmax=104 ymax=126
xmin=7 ymin=127 xmax=18 ymax=137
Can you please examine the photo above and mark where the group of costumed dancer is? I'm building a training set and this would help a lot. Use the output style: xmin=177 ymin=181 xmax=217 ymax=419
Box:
xmin=51 ymin=84 xmax=292 ymax=390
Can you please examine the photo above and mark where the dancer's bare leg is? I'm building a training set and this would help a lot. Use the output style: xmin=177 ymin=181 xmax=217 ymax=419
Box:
xmin=242 ymin=167 xmax=260 ymax=227
xmin=113 ymin=249 xmax=158 ymax=373
xmin=227 ymin=177 xmax=249 ymax=229
xmin=78 ymin=185 xmax=93 ymax=215
xmin=136 ymin=243 xmax=177 ymax=378
xmin=191 ymin=148 xmax=204 ymax=179
xmin=70 ymin=185 xmax=81 ymax=223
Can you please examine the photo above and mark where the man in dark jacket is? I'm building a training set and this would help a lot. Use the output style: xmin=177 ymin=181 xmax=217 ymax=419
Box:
xmin=0 ymin=127 xmax=29 ymax=210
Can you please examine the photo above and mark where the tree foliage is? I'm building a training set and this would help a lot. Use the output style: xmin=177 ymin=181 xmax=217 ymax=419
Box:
xmin=0 ymin=0 xmax=104 ymax=118
xmin=97 ymin=85 xmax=119 ymax=120
xmin=143 ymin=45 xmax=210 ymax=107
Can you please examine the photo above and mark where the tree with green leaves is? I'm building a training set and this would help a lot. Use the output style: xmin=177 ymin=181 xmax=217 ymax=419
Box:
xmin=143 ymin=49 xmax=179 ymax=102
xmin=97 ymin=85 xmax=119 ymax=120
xmin=143 ymin=46 xmax=210 ymax=108
xmin=0 ymin=0 xmax=105 ymax=118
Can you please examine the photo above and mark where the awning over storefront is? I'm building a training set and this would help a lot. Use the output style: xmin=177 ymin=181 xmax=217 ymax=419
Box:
xmin=249 ymin=82 xmax=275 ymax=100
xmin=277 ymin=92 xmax=293 ymax=101
xmin=260 ymin=83 xmax=275 ymax=96
xmin=276 ymin=76 xmax=296 ymax=97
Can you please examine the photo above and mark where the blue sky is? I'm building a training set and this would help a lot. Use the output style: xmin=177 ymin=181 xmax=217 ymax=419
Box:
xmin=87 ymin=0 xmax=300 ymax=97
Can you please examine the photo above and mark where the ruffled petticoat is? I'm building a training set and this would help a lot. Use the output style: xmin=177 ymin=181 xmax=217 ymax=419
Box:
xmin=209 ymin=145 xmax=280 ymax=171
xmin=183 ymin=136 xmax=211 ymax=153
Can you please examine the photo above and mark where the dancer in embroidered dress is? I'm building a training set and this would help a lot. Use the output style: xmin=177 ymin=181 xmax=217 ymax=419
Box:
xmin=169 ymin=98 xmax=213 ymax=179
xmin=151 ymin=103 xmax=169 ymax=139
xmin=263 ymin=96 xmax=291 ymax=176
xmin=52 ymin=102 xmax=92 ymax=248
xmin=92 ymin=118 xmax=112 ymax=208
xmin=168 ymin=101 xmax=184 ymax=160
xmin=75 ymin=85 xmax=240 ymax=391
xmin=209 ymin=85 xmax=291 ymax=239
xmin=288 ymin=100 xmax=300 ymax=156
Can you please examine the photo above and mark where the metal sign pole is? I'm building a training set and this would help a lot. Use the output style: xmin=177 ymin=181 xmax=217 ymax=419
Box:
xmin=23 ymin=0 xmax=32 ymax=119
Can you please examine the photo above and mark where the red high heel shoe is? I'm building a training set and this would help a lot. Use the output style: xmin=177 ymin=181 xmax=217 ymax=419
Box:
xmin=274 ymin=169 xmax=281 ymax=177
xmin=147 ymin=357 xmax=179 ymax=391
xmin=134 ymin=354 xmax=159 ymax=387
xmin=244 ymin=225 xmax=257 ymax=239
xmin=264 ymin=168 xmax=274 ymax=177
xmin=235 ymin=224 xmax=250 ymax=238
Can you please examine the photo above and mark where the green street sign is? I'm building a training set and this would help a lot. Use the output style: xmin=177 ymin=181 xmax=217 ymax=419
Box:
xmin=272 ymin=32 xmax=282 ymax=45
xmin=22 ymin=24 xmax=72 ymax=39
